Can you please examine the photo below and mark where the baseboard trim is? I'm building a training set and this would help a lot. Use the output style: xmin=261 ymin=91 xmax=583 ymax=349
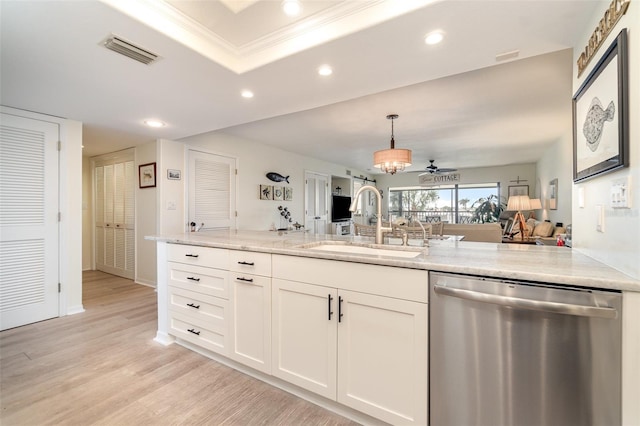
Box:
xmin=66 ymin=305 xmax=85 ymax=315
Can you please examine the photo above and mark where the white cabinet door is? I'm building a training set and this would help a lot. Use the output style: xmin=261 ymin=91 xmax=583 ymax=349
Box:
xmin=272 ymin=278 xmax=337 ymax=399
xmin=337 ymin=289 xmax=428 ymax=425
xmin=230 ymin=274 xmax=271 ymax=374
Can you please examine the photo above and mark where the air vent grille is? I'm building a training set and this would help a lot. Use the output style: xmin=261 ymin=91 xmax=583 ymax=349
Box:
xmin=102 ymin=35 xmax=159 ymax=65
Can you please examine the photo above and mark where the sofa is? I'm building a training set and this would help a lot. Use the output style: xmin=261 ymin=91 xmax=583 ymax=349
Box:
xmin=438 ymin=223 xmax=502 ymax=243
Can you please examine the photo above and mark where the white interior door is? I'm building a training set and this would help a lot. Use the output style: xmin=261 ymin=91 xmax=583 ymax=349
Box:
xmin=94 ymin=151 xmax=135 ymax=279
xmin=304 ymin=171 xmax=328 ymax=234
xmin=0 ymin=112 xmax=59 ymax=331
xmin=188 ymin=149 xmax=237 ymax=230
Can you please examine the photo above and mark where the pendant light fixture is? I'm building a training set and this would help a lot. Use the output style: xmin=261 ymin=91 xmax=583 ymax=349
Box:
xmin=373 ymin=114 xmax=412 ymax=174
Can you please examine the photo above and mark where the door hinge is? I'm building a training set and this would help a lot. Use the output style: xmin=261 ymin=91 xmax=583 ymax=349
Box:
xmin=235 ymin=168 xmax=238 ymax=175
xmin=57 ymin=141 xmax=62 ymax=151
xmin=235 ymin=211 xmax=238 ymax=217
xmin=58 ymin=283 xmax=61 ymax=293
xmin=58 ymin=212 xmax=62 ymax=222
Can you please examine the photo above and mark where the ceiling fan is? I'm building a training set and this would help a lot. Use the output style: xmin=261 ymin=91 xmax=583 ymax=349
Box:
xmin=420 ymin=160 xmax=458 ymax=175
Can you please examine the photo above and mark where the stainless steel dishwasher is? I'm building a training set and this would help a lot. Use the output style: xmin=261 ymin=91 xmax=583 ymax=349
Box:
xmin=429 ymin=272 xmax=622 ymax=426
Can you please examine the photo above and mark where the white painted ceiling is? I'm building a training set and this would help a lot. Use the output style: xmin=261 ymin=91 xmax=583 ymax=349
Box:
xmin=0 ymin=0 xmax=600 ymax=174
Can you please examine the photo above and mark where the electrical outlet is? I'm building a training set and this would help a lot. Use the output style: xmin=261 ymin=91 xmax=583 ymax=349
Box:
xmin=596 ymin=205 xmax=604 ymax=233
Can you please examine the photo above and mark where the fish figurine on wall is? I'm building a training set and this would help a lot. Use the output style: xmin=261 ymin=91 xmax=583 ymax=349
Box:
xmin=583 ymin=97 xmax=615 ymax=152
xmin=266 ymin=172 xmax=289 ymax=184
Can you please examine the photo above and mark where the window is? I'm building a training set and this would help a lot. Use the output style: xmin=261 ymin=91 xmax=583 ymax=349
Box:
xmin=389 ymin=183 xmax=501 ymax=224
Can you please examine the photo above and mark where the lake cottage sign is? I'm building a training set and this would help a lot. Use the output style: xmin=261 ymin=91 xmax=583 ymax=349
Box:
xmin=419 ymin=173 xmax=461 ymax=185
xmin=576 ymin=0 xmax=630 ymax=77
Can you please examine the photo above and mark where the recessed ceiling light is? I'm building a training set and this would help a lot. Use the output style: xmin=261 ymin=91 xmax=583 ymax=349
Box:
xmin=241 ymin=90 xmax=254 ymax=98
xmin=425 ymin=31 xmax=444 ymax=45
xmin=282 ymin=0 xmax=301 ymax=16
xmin=144 ymin=119 xmax=165 ymax=128
xmin=318 ymin=65 xmax=333 ymax=76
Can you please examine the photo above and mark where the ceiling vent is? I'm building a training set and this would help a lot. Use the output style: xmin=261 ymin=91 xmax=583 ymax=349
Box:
xmin=102 ymin=35 xmax=160 ymax=65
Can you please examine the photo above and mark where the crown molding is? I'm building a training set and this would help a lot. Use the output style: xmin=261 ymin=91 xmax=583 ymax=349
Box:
xmin=101 ymin=0 xmax=435 ymax=74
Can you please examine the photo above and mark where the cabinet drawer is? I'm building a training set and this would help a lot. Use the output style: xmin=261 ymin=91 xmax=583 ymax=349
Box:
xmin=272 ymin=254 xmax=428 ymax=303
xmin=169 ymin=310 xmax=229 ymax=355
xmin=168 ymin=243 xmax=228 ymax=269
xmin=168 ymin=286 xmax=227 ymax=322
xmin=229 ymin=250 xmax=271 ymax=277
xmin=168 ymin=262 xmax=229 ymax=299
xmin=230 ymin=272 xmax=270 ymax=289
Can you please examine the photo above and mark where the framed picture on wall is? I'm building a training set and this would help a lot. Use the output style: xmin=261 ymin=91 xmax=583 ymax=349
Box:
xmin=549 ymin=178 xmax=558 ymax=210
xmin=573 ymin=29 xmax=629 ymax=182
xmin=508 ymin=185 xmax=529 ymax=197
xmin=139 ymin=162 xmax=156 ymax=188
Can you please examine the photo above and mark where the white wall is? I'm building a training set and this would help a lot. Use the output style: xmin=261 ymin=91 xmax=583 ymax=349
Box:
xmin=536 ymin=133 xmax=573 ymax=226
xmin=572 ymin=1 xmax=640 ymax=280
xmin=179 ymin=132 xmax=372 ymax=232
xmin=135 ymin=141 xmax=158 ymax=286
xmin=157 ymin=139 xmax=186 ymax=234
xmin=82 ymin=156 xmax=93 ymax=271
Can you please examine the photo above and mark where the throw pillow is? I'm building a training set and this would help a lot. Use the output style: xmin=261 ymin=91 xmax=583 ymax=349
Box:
xmin=533 ymin=221 xmax=555 ymax=237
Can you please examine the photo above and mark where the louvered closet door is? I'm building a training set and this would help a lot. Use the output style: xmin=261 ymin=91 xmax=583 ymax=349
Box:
xmin=0 ymin=113 xmax=59 ymax=331
xmin=188 ymin=150 xmax=236 ymax=230
xmin=94 ymin=156 xmax=134 ymax=279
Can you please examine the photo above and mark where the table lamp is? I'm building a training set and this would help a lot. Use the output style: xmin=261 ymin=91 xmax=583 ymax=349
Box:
xmin=528 ymin=198 xmax=542 ymax=219
xmin=507 ymin=195 xmax=531 ymax=241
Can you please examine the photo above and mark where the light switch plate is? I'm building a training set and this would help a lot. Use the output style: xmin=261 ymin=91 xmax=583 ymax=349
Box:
xmin=611 ymin=176 xmax=631 ymax=208
xmin=167 ymin=201 xmax=177 ymax=210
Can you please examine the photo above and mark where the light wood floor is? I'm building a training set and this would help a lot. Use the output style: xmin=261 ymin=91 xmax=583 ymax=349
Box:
xmin=0 ymin=270 xmax=359 ymax=426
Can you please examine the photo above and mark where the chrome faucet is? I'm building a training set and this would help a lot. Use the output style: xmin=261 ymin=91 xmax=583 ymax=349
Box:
xmin=349 ymin=185 xmax=392 ymax=244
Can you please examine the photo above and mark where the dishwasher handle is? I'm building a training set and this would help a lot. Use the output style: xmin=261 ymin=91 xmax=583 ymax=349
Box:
xmin=433 ymin=284 xmax=618 ymax=319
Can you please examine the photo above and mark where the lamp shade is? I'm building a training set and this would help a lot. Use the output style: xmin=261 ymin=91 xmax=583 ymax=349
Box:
xmin=507 ymin=195 xmax=531 ymax=211
xmin=373 ymin=148 xmax=412 ymax=174
xmin=529 ymin=198 xmax=542 ymax=210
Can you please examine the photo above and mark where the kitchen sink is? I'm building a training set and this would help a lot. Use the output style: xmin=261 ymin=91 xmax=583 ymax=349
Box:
xmin=298 ymin=241 xmax=425 ymax=258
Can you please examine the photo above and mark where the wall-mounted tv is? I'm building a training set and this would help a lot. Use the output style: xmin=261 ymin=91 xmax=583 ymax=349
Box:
xmin=331 ymin=195 xmax=352 ymax=222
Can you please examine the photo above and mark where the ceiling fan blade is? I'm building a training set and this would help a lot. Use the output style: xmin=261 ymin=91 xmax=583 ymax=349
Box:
xmin=437 ymin=168 xmax=457 ymax=173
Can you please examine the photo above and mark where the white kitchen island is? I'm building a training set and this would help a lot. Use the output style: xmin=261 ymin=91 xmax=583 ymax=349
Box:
xmin=149 ymin=230 xmax=640 ymax=426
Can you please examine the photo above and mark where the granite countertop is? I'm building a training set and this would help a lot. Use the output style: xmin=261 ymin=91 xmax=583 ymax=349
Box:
xmin=147 ymin=229 xmax=640 ymax=292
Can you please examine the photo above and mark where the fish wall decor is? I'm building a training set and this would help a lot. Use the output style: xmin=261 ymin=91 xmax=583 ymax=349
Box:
xmin=266 ymin=172 xmax=289 ymax=183
xmin=583 ymin=97 xmax=615 ymax=152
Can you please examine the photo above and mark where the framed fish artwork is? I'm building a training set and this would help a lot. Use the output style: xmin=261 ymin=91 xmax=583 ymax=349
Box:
xmin=572 ymin=28 xmax=629 ymax=182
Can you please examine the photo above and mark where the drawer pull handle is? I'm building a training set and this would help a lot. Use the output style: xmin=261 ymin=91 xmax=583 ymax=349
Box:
xmin=187 ymin=328 xmax=201 ymax=336
xmin=338 ymin=296 xmax=344 ymax=323
xmin=237 ymin=277 xmax=254 ymax=283
xmin=185 ymin=254 xmax=199 ymax=258
xmin=328 ymin=294 xmax=333 ymax=320
xmin=238 ymin=261 xmax=255 ymax=266
xmin=187 ymin=276 xmax=200 ymax=282
xmin=186 ymin=303 xmax=200 ymax=309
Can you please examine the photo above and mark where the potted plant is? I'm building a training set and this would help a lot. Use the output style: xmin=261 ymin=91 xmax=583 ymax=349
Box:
xmin=470 ymin=194 xmax=505 ymax=223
